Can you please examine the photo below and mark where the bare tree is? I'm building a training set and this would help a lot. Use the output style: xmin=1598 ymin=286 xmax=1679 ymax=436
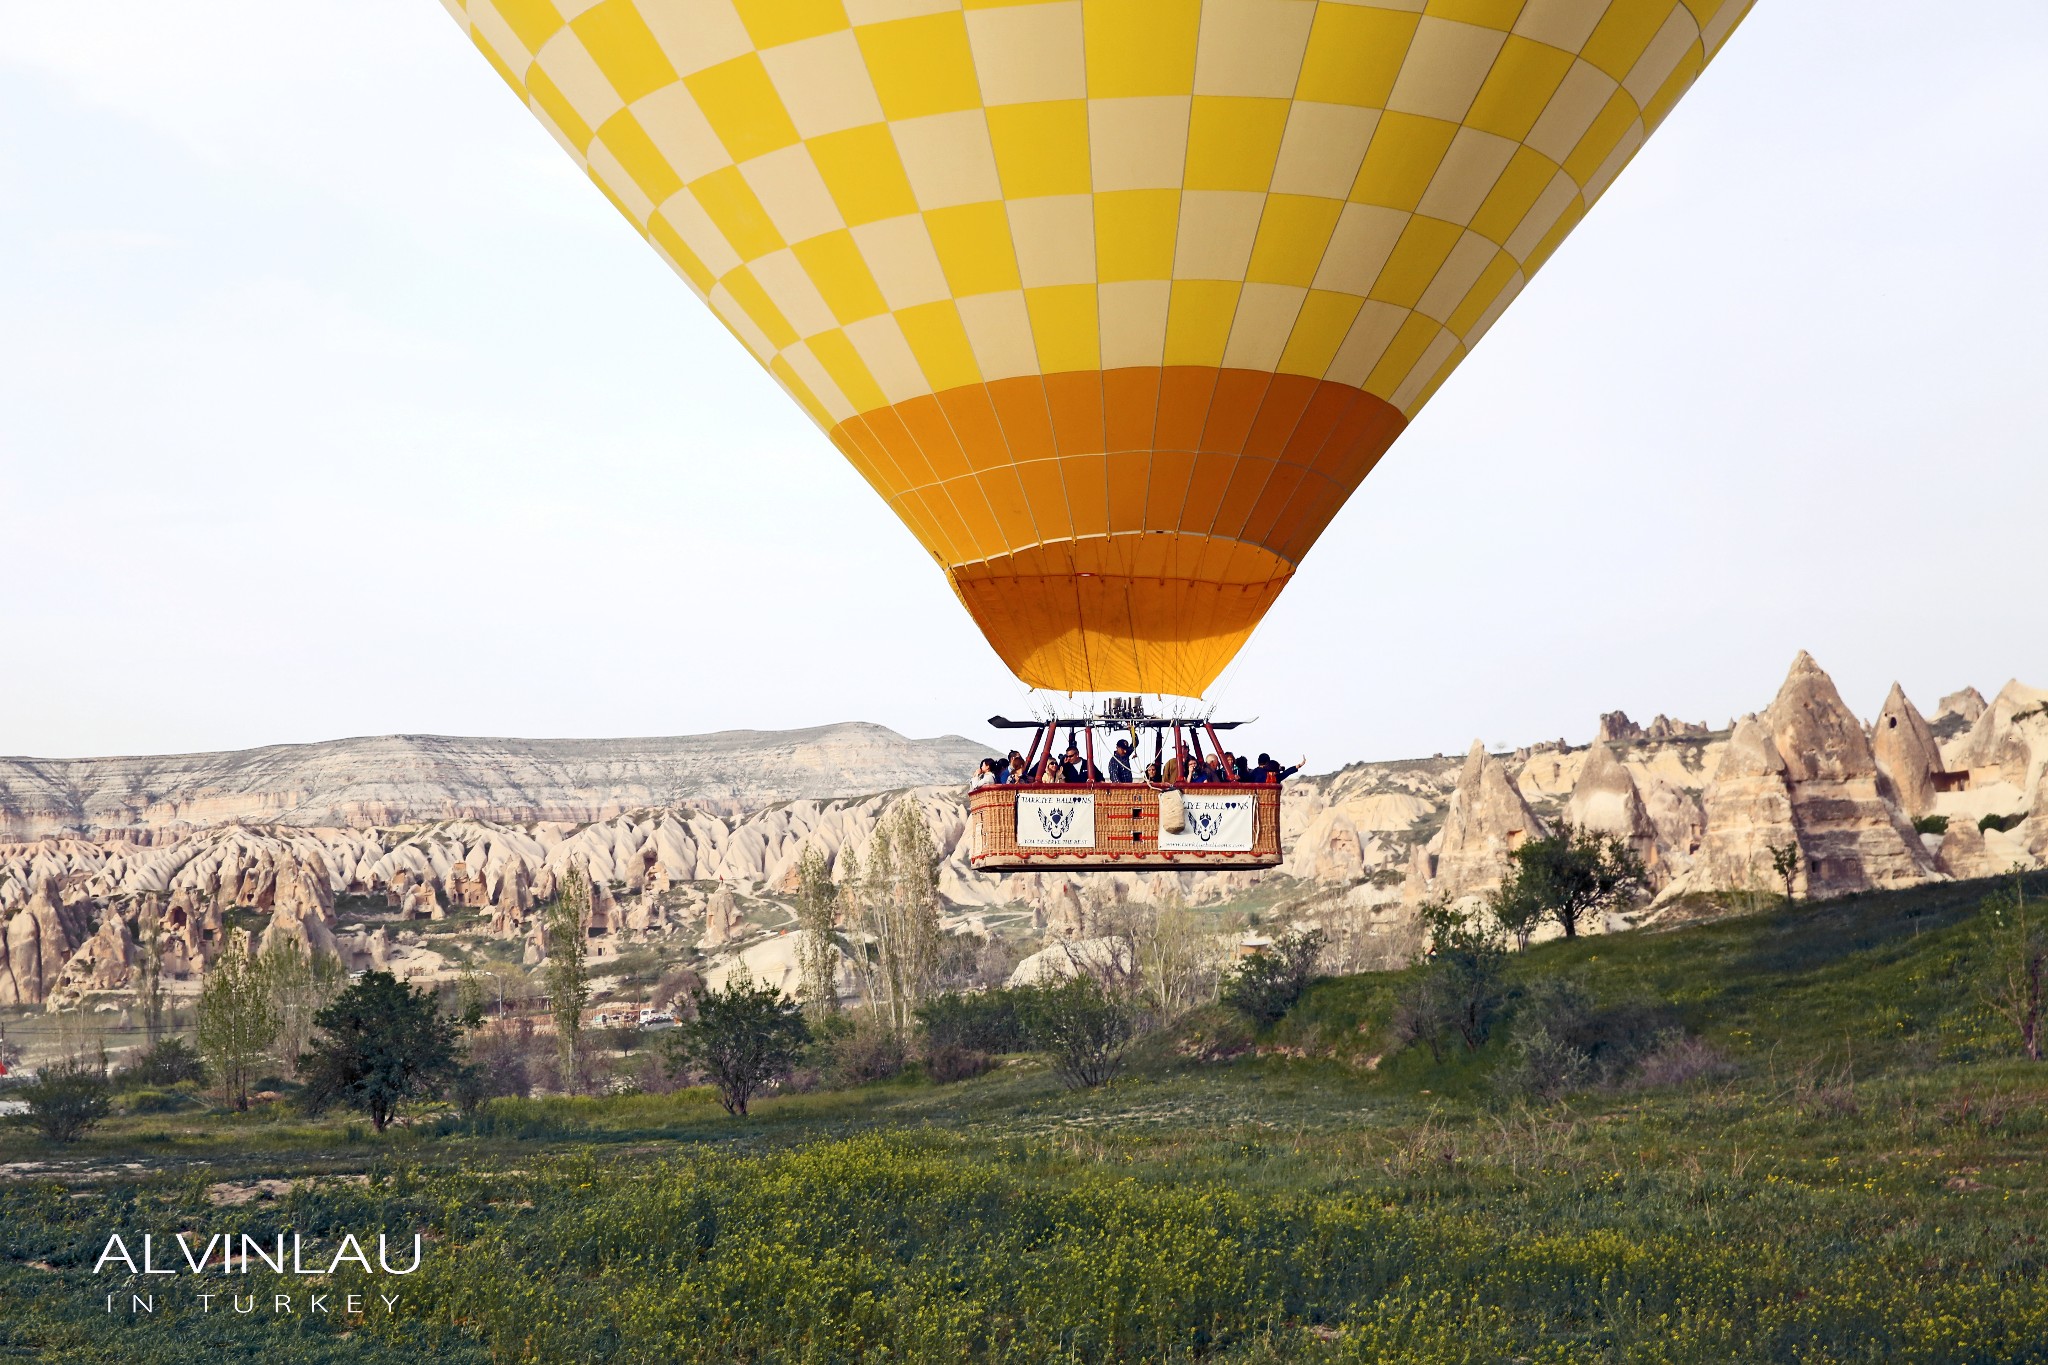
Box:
xmin=1132 ymin=888 xmax=1221 ymax=1019
xmin=1981 ymin=867 xmax=2045 ymax=1061
xmin=846 ymin=803 xmax=942 ymax=1036
xmin=261 ymin=937 xmax=344 ymax=1079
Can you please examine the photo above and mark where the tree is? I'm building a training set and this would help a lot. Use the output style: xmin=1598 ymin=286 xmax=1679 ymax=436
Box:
xmin=793 ymin=845 xmax=840 ymax=1014
xmin=1505 ymin=823 xmax=1648 ymax=940
xmin=1487 ymin=879 xmax=1548 ymax=951
xmin=1393 ymin=901 xmax=1508 ymax=1061
xmin=1134 ymin=890 xmax=1221 ymax=1019
xmin=18 ymin=1058 xmax=112 ymax=1142
xmin=1768 ymin=842 xmax=1802 ymax=903
xmin=261 ymin=938 xmax=345 ymax=1079
xmin=1020 ymin=976 xmax=1135 ymax=1089
xmin=1220 ymin=927 xmax=1327 ymax=1026
xmin=299 ymin=971 xmax=463 ymax=1132
xmin=847 ymin=803 xmax=942 ymax=1036
xmin=196 ymin=930 xmax=278 ymax=1111
xmin=1980 ymin=868 xmax=2045 ymax=1061
xmin=543 ymin=867 xmax=592 ymax=1092
xmin=667 ymin=968 xmax=811 ymax=1116
xmin=134 ymin=904 xmax=169 ymax=1047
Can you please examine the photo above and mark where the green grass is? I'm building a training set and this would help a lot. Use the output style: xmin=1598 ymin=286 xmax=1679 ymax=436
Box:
xmin=4 ymin=875 xmax=2046 ymax=1362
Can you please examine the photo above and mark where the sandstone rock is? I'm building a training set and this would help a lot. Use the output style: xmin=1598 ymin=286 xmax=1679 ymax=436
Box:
xmin=702 ymin=884 xmax=738 ymax=948
xmin=0 ymin=877 xmax=90 ymax=1006
xmin=1646 ymin=715 xmax=1709 ymax=740
xmin=1936 ymin=688 xmax=1988 ymax=725
xmin=1638 ymin=773 xmax=1705 ymax=869
xmin=46 ymin=911 xmax=138 ymax=1008
xmin=1765 ymin=653 xmax=1936 ymax=894
xmin=1936 ymin=817 xmax=2003 ymax=881
xmin=0 ymin=724 xmax=995 ymax=840
xmin=1597 ymin=711 xmax=1644 ymax=743
xmin=1945 ymin=680 xmax=2048 ymax=788
xmin=1872 ymin=684 xmax=1944 ymax=820
xmin=1565 ymin=743 xmax=1662 ymax=879
xmin=1687 ymin=714 xmax=1804 ymax=898
xmin=1428 ymin=741 xmax=1546 ymax=902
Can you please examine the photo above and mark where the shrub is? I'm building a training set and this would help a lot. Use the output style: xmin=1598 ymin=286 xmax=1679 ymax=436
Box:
xmin=120 ymin=1085 xmax=200 ymax=1115
xmin=18 ymin=1059 xmax=113 ymax=1142
xmin=813 ymin=1014 xmax=908 ymax=1086
xmin=1914 ymin=814 xmax=1950 ymax=836
xmin=116 ymin=1036 xmax=207 ymax=1090
xmin=1493 ymin=1026 xmax=1593 ymax=1101
xmin=1980 ymin=812 xmax=2025 ymax=835
xmin=925 ymin=1043 xmax=995 ymax=1084
xmin=1631 ymin=1031 xmax=1737 ymax=1089
xmin=1492 ymin=975 xmax=1678 ymax=1098
xmin=915 ymin=988 xmax=1031 ymax=1054
xmin=1220 ymin=928 xmax=1327 ymax=1026
xmin=1019 ymin=976 xmax=1135 ymax=1089
xmin=1392 ymin=903 xmax=1507 ymax=1060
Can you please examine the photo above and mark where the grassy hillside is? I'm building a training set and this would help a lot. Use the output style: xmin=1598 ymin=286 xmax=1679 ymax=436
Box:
xmin=4 ymin=875 xmax=2046 ymax=1363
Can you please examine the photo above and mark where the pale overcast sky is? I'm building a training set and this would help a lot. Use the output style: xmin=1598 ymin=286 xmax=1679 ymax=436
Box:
xmin=2 ymin=1 xmax=2042 ymax=767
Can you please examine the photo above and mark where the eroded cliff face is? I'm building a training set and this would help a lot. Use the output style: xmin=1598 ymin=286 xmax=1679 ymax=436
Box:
xmin=8 ymin=657 xmax=2046 ymax=1009
xmin=0 ymin=724 xmax=994 ymax=840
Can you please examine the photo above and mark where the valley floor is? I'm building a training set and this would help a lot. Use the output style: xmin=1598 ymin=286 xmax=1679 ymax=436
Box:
xmin=5 ymin=876 xmax=2047 ymax=1363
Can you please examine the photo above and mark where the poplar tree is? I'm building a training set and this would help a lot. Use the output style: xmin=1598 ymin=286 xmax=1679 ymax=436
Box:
xmin=133 ymin=904 xmax=168 ymax=1046
xmin=543 ymin=867 xmax=592 ymax=1091
xmin=196 ymin=930 xmax=278 ymax=1111
xmin=793 ymin=846 xmax=840 ymax=1014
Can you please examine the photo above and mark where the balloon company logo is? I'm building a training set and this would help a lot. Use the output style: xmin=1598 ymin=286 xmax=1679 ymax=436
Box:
xmin=1039 ymin=805 xmax=1074 ymax=841
xmin=1188 ymin=798 xmax=1250 ymax=843
xmin=89 ymin=1230 xmax=422 ymax=1320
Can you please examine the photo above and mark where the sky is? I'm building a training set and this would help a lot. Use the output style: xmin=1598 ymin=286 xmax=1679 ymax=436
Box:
xmin=2 ymin=1 xmax=2043 ymax=768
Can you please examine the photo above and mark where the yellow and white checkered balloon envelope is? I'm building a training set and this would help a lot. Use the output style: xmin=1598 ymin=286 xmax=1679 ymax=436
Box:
xmin=447 ymin=0 xmax=1753 ymax=697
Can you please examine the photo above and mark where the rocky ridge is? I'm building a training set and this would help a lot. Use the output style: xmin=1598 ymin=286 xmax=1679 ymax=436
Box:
xmin=5 ymin=656 xmax=2045 ymax=1009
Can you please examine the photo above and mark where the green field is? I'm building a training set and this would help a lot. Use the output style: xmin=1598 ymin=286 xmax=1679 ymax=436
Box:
xmin=5 ymin=875 xmax=2047 ymax=1363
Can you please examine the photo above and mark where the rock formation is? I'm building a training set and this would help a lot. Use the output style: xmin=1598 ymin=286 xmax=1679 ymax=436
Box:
xmin=1686 ymin=714 xmax=1804 ymax=897
xmin=1936 ymin=817 xmax=2002 ymax=881
xmin=1565 ymin=743 xmax=1662 ymax=879
xmin=1945 ymin=681 xmax=2048 ymax=788
xmin=1597 ymin=712 xmax=1645 ymax=743
xmin=702 ymin=885 xmax=738 ymax=948
xmin=1936 ymin=687 xmax=1988 ymax=726
xmin=1424 ymin=742 xmax=1546 ymax=902
xmin=1765 ymin=653 xmax=1936 ymax=894
xmin=0 ymin=724 xmax=995 ymax=840
xmin=1872 ymin=683 xmax=1944 ymax=820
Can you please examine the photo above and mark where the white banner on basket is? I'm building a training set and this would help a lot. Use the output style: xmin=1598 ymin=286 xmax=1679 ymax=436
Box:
xmin=1015 ymin=792 xmax=1096 ymax=848
xmin=1157 ymin=792 xmax=1258 ymax=852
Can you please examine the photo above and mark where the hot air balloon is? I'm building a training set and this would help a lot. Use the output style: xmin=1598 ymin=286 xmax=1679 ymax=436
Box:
xmin=445 ymin=0 xmax=1753 ymax=700
xmin=444 ymin=0 xmax=1754 ymax=867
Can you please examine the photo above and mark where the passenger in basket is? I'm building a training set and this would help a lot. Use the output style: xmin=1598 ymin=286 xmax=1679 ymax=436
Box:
xmin=1143 ymin=760 xmax=1162 ymax=783
xmin=1008 ymin=752 xmax=1030 ymax=783
xmin=971 ymin=758 xmax=999 ymax=789
xmin=1259 ymin=752 xmax=1304 ymax=782
xmin=1058 ymin=746 xmax=1092 ymax=784
xmin=1107 ymin=738 xmax=1134 ymax=784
